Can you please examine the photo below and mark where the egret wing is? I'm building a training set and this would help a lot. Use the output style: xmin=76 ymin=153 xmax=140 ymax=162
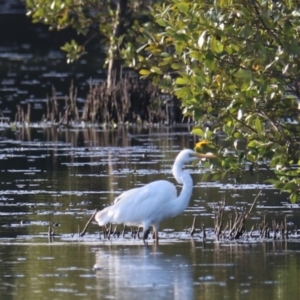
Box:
xmin=108 ymin=180 xmax=177 ymax=226
xmin=113 ymin=187 xmax=142 ymax=204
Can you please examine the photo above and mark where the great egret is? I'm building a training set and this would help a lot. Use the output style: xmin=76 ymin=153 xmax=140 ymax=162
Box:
xmin=95 ymin=149 xmax=215 ymax=242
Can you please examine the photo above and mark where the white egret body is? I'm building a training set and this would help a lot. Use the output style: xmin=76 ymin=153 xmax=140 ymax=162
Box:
xmin=95 ymin=149 xmax=215 ymax=242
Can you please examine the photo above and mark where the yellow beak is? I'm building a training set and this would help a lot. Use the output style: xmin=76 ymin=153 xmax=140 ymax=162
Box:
xmin=194 ymin=152 xmax=216 ymax=159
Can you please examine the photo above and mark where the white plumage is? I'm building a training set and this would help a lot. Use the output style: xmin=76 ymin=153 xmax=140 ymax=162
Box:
xmin=95 ymin=149 xmax=215 ymax=242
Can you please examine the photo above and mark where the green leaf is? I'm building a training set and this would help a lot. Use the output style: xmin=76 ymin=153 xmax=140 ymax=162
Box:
xmin=139 ymin=69 xmax=151 ymax=76
xmin=171 ymin=63 xmax=181 ymax=70
xmin=191 ymin=128 xmax=204 ymax=137
xmin=161 ymin=52 xmax=171 ymax=57
xmin=156 ymin=18 xmax=167 ymax=27
xmin=290 ymin=193 xmax=299 ymax=204
xmin=204 ymin=51 xmax=215 ymax=71
xmin=176 ymin=3 xmax=189 ymax=14
xmin=204 ymin=128 xmax=213 ymax=139
xmin=233 ymin=131 xmax=243 ymax=138
xmin=150 ymin=67 xmax=162 ymax=74
xmin=255 ymin=117 xmax=262 ymax=133
xmin=211 ymin=37 xmax=223 ymax=53
xmin=247 ymin=140 xmax=259 ymax=148
xmin=176 ymin=77 xmax=188 ymax=85
xmin=233 ymin=69 xmax=252 ymax=79
xmin=283 ymin=182 xmax=298 ymax=193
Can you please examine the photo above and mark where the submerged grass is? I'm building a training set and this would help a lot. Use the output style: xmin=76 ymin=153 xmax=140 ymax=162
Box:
xmin=7 ymin=74 xmax=183 ymax=128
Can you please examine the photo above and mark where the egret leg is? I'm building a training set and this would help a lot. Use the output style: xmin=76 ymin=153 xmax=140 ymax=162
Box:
xmin=113 ymin=225 xmax=119 ymax=238
xmin=152 ymin=231 xmax=159 ymax=243
xmin=122 ymin=224 xmax=126 ymax=238
xmin=137 ymin=227 xmax=141 ymax=239
xmin=132 ymin=227 xmax=139 ymax=239
xmin=153 ymin=224 xmax=160 ymax=244
xmin=143 ymin=228 xmax=150 ymax=243
xmin=102 ymin=226 xmax=106 ymax=239
xmin=107 ymin=223 xmax=112 ymax=240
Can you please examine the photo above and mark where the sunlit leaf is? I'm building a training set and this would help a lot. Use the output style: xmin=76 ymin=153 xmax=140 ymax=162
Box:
xmin=150 ymin=67 xmax=162 ymax=74
xmin=237 ymin=109 xmax=243 ymax=120
xmin=282 ymin=63 xmax=289 ymax=74
xmin=175 ymin=77 xmax=188 ymax=85
xmin=191 ymin=128 xmax=204 ymax=137
xmin=198 ymin=30 xmax=207 ymax=49
xmin=139 ymin=69 xmax=151 ymax=76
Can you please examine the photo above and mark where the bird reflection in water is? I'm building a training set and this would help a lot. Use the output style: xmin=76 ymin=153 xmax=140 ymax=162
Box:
xmin=93 ymin=245 xmax=194 ymax=300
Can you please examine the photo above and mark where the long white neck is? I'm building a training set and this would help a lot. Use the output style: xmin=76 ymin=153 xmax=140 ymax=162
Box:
xmin=169 ymin=164 xmax=194 ymax=218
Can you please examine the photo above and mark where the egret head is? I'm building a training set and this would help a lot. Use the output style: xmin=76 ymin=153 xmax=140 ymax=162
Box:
xmin=172 ymin=149 xmax=216 ymax=184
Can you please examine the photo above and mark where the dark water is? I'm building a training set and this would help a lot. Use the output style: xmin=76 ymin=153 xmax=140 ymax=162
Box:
xmin=0 ymin=126 xmax=299 ymax=299
xmin=0 ymin=10 xmax=103 ymax=122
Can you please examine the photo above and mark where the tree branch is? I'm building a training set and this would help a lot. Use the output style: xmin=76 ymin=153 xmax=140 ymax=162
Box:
xmin=252 ymin=0 xmax=283 ymax=48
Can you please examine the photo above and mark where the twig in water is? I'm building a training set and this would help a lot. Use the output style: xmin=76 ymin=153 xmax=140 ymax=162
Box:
xmin=48 ymin=226 xmax=54 ymax=237
xmin=214 ymin=198 xmax=225 ymax=240
xmin=249 ymin=225 xmax=254 ymax=238
xmin=202 ymin=224 xmax=206 ymax=241
xmin=220 ymin=223 xmax=228 ymax=239
xmin=284 ymin=216 xmax=289 ymax=239
xmin=228 ymin=190 xmax=262 ymax=239
xmin=79 ymin=209 xmax=98 ymax=237
xmin=185 ymin=226 xmax=188 ymax=234
xmin=272 ymin=219 xmax=277 ymax=240
xmin=191 ymin=216 xmax=197 ymax=237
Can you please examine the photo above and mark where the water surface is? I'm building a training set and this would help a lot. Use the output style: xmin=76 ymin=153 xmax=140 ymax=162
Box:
xmin=1 ymin=241 xmax=300 ymax=300
xmin=0 ymin=126 xmax=299 ymax=299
